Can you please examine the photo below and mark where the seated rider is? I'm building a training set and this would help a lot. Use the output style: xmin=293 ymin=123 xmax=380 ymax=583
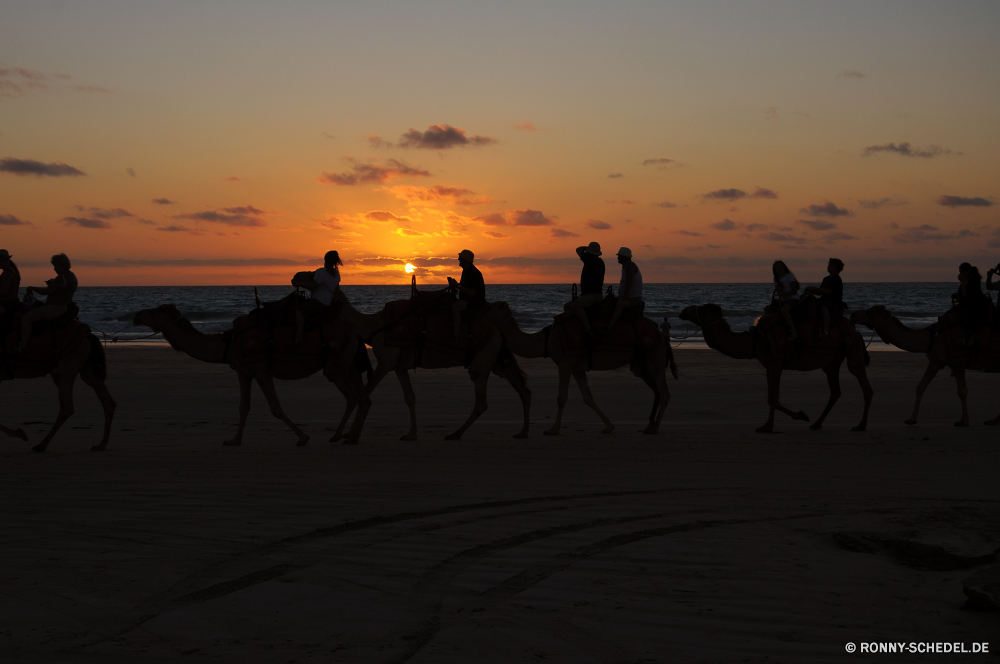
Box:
xmin=772 ymin=260 xmax=799 ymax=341
xmin=804 ymin=257 xmax=844 ymax=340
xmin=605 ymin=247 xmax=642 ymax=331
xmin=0 ymin=249 xmax=21 ymax=318
xmin=564 ymin=242 xmax=605 ymax=339
xmin=291 ymin=250 xmax=342 ymax=345
xmin=19 ymin=253 xmax=77 ymax=353
xmin=447 ymin=249 xmax=485 ymax=342
xmin=952 ymin=262 xmax=988 ymax=345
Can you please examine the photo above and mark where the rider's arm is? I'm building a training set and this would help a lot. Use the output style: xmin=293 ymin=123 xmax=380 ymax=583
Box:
xmin=576 ymin=246 xmax=587 ymax=260
xmin=988 ymin=269 xmax=1000 ymax=291
xmin=620 ymin=263 xmax=636 ymax=299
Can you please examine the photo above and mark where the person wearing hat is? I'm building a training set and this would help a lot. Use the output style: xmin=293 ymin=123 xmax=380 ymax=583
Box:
xmin=564 ymin=242 xmax=606 ymax=335
xmin=0 ymin=249 xmax=21 ymax=317
xmin=19 ymin=253 xmax=77 ymax=352
xmin=606 ymin=246 xmax=643 ymax=331
xmin=447 ymin=249 xmax=485 ymax=342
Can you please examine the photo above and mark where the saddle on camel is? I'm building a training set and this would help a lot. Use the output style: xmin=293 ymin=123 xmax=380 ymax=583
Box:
xmin=755 ymin=295 xmax=862 ymax=364
xmin=550 ymin=287 xmax=661 ymax=366
xmin=0 ymin=302 xmax=116 ymax=452
xmin=930 ymin=311 xmax=1000 ymax=363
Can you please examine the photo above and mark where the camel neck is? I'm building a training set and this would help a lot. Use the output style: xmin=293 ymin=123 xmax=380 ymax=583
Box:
xmin=875 ymin=316 xmax=932 ymax=353
xmin=162 ymin=321 xmax=229 ymax=363
xmin=494 ymin=317 xmax=547 ymax=358
xmin=701 ymin=319 xmax=756 ymax=360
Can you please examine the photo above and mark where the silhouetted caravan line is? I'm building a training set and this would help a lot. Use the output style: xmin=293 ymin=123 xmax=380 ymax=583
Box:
xmin=332 ymin=289 xmax=532 ymax=441
xmin=134 ymin=302 xmax=371 ymax=446
xmin=484 ymin=300 xmax=677 ymax=435
xmin=680 ymin=303 xmax=872 ymax=433
xmin=851 ymin=305 xmax=1000 ymax=426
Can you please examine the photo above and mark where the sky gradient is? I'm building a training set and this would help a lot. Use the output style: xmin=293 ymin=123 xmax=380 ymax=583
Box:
xmin=2 ymin=0 xmax=999 ymax=286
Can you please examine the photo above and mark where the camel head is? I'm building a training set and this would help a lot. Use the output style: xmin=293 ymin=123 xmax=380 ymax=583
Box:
xmin=678 ymin=303 xmax=723 ymax=327
xmin=850 ymin=304 xmax=890 ymax=329
xmin=485 ymin=301 xmax=514 ymax=325
xmin=134 ymin=303 xmax=183 ymax=331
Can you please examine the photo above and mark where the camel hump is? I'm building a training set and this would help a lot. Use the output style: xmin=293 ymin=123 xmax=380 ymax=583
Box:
xmin=2 ymin=316 xmax=91 ymax=373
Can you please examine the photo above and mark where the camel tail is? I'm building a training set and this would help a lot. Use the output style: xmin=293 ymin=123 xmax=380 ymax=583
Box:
xmin=85 ymin=334 xmax=108 ymax=381
xmin=354 ymin=336 xmax=374 ymax=383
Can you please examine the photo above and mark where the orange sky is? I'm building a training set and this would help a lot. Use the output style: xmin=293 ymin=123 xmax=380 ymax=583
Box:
xmin=2 ymin=2 xmax=998 ymax=286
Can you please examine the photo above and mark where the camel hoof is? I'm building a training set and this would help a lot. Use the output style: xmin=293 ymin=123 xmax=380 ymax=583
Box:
xmin=342 ymin=437 xmax=359 ymax=445
xmin=984 ymin=419 xmax=1000 ymax=426
xmin=793 ymin=411 xmax=810 ymax=422
xmin=809 ymin=423 xmax=822 ymax=431
xmin=851 ymin=425 xmax=867 ymax=432
xmin=602 ymin=424 xmax=616 ymax=434
xmin=543 ymin=428 xmax=560 ymax=436
xmin=642 ymin=427 xmax=658 ymax=435
xmin=329 ymin=433 xmax=344 ymax=442
xmin=296 ymin=436 xmax=310 ymax=447
xmin=444 ymin=432 xmax=462 ymax=441
xmin=31 ymin=443 xmax=47 ymax=453
xmin=513 ymin=432 xmax=529 ymax=439
xmin=223 ymin=439 xmax=242 ymax=446
xmin=91 ymin=443 xmax=108 ymax=451
xmin=399 ymin=433 xmax=418 ymax=441
xmin=755 ymin=426 xmax=774 ymax=434
xmin=954 ymin=421 xmax=970 ymax=428
xmin=903 ymin=419 xmax=918 ymax=426
xmin=11 ymin=428 xmax=28 ymax=441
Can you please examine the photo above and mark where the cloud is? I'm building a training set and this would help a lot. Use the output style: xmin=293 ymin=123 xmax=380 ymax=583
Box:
xmin=862 ymin=142 xmax=952 ymax=158
xmin=155 ymin=225 xmax=196 ymax=233
xmin=62 ymin=216 xmax=112 ymax=229
xmin=137 ymin=218 xmax=156 ymax=225
xmin=703 ymin=188 xmax=746 ymax=201
xmin=0 ymin=67 xmax=49 ymax=99
xmin=587 ymin=220 xmax=612 ymax=230
xmin=483 ymin=231 xmax=508 ymax=238
xmin=175 ymin=205 xmax=269 ymax=227
xmin=710 ymin=219 xmax=737 ymax=231
xmin=550 ymin=228 xmax=579 ymax=238
xmin=0 ymin=157 xmax=85 ymax=177
xmin=641 ymin=158 xmax=676 ymax=167
xmin=607 ymin=172 xmax=624 ymax=179
xmin=62 ymin=257 xmax=321 ymax=268
xmin=514 ymin=121 xmax=537 ymax=132
xmin=605 ymin=199 xmax=636 ymax=205
xmin=764 ymin=107 xmax=779 ymax=120
xmin=510 ymin=209 xmax=553 ymax=226
xmin=126 ymin=167 xmax=136 ymax=177
xmin=365 ymin=134 xmax=391 ymax=148
xmin=75 ymin=85 xmax=112 ymax=93
xmin=750 ymin=187 xmax=778 ymax=199
xmin=673 ymin=229 xmax=704 ymax=237
xmin=397 ymin=124 xmax=498 ymax=149
xmin=822 ymin=232 xmax=857 ymax=242
xmin=473 ymin=213 xmax=507 ymax=227
xmin=152 ymin=198 xmax=175 ymax=205
xmin=891 ymin=224 xmax=979 ymax=243
xmin=395 ymin=228 xmax=429 ymax=236
xmin=797 ymin=219 xmax=837 ymax=231
xmin=653 ymin=201 xmax=678 ymax=208
xmin=0 ymin=214 xmax=30 ymax=226
xmin=760 ymin=232 xmax=807 ymax=244
xmin=937 ymin=195 xmax=994 ymax=208
xmin=224 ymin=176 xmax=246 ymax=182
xmin=387 ymin=184 xmax=493 ymax=206
xmin=365 ymin=210 xmax=412 ymax=223
xmin=800 ymin=201 xmax=852 ymax=217
xmin=859 ymin=198 xmax=909 ymax=210
xmin=838 ymin=70 xmax=866 ymax=78
xmin=73 ymin=205 xmax=133 ymax=219
xmin=319 ymin=158 xmax=431 ymax=186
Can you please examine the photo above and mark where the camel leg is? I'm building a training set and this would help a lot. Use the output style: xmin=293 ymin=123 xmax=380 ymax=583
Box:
xmin=757 ymin=365 xmax=809 ymax=433
xmin=809 ymin=363 xmax=842 ymax=431
xmin=330 ymin=403 xmax=356 ymax=442
xmin=904 ymin=361 xmax=943 ymax=425
xmin=33 ymin=372 xmax=77 ymax=453
xmin=544 ymin=365 xmax=574 ymax=436
xmin=847 ymin=357 xmax=874 ymax=432
xmin=342 ymin=368 xmax=372 ymax=444
xmin=496 ymin=365 xmax=531 ymax=439
xmin=644 ymin=368 xmax=671 ymax=434
xmin=953 ymin=366 xmax=970 ymax=427
xmin=396 ymin=368 xmax=419 ymax=441
xmin=0 ymin=384 xmax=29 ymax=441
xmin=444 ymin=367 xmax=490 ymax=440
xmin=573 ymin=369 xmax=615 ymax=434
xmin=79 ymin=369 xmax=117 ymax=451
xmin=254 ymin=374 xmax=309 ymax=446
xmin=985 ymin=407 xmax=1000 ymax=426
xmin=224 ymin=373 xmax=253 ymax=446
xmin=324 ymin=364 xmax=369 ymax=445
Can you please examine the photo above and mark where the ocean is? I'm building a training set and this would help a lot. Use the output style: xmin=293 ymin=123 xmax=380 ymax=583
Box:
xmin=36 ymin=282 xmax=965 ymax=350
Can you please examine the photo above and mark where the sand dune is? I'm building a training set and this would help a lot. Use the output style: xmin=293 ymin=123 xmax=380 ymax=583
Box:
xmin=0 ymin=347 xmax=997 ymax=662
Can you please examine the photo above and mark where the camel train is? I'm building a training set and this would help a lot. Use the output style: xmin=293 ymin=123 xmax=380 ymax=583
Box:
xmin=3 ymin=253 xmax=998 ymax=450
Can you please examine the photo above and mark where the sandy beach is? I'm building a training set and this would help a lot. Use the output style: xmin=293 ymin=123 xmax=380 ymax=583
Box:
xmin=1 ymin=346 xmax=997 ymax=662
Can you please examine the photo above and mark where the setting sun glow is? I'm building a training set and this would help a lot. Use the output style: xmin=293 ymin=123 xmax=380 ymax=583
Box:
xmin=404 ymin=263 xmax=416 ymax=274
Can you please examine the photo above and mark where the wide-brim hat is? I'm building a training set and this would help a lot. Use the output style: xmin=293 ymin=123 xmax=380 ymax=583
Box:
xmin=586 ymin=242 xmax=602 ymax=256
xmin=616 ymin=246 xmax=632 ymax=258
xmin=0 ymin=249 xmax=11 ymax=260
xmin=458 ymin=249 xmax=475 ymax=263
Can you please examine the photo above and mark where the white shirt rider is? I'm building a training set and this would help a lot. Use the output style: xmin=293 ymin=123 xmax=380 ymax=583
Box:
xmin=312 ymin=266 xmax=341 ymax=306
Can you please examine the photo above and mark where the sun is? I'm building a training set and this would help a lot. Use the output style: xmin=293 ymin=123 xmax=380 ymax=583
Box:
xmin=404 ymin=263 xmax=415 ymax=273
